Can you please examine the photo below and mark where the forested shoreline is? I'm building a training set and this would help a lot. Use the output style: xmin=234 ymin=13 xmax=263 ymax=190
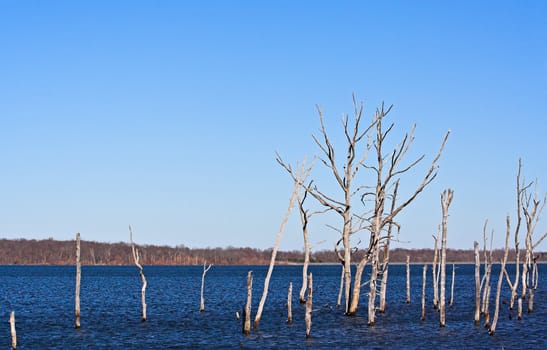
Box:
xmin=0 ymin=238 xmax=543 ymax=265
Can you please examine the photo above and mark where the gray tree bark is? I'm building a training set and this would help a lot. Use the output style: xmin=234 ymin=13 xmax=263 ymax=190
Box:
xmin=75 ymin=232 xmax=81 ymax=329
xmin=421 ymin=264 xmax=427 ymax=321
xmin=305 ymin=273 xmax=313 ymax=338
xmin=474 ymin=241 xmax=481 ymax=323
xmin=489 ymin=215 xmax=511 ymax=335
xmin=406 ymin=255 xmax=411 ymax=304
xmin=243 ymin=271 xmax=252 ymax=335
xmin=129 ymin=225 xmax=147 ymax=322
xmin=10 ymin=311 xmax=16 ymax=350
xmin=200 ymin=262 xmax=212 ymax=312
xmin=439 ymin=189 xmax=453 ymax=327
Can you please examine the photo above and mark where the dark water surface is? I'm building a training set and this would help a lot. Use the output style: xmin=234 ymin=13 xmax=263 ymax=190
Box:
xmin=0 ymin=264 xmax=545 ymax=349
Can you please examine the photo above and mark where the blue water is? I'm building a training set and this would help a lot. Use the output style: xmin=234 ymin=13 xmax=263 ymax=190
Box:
xmin=0 ymin=264 xmax=545 ymax=349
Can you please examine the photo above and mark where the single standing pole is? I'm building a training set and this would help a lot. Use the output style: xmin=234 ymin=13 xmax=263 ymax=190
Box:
xmin=305 ymin=273 xmax=313 ymax=338
xmin=200 ymin=262 xmax=213 ymax=312
xmin=450 ymin=264 xmax=455 ymax=307
xmin=489 ymin=215 xmax=511 ymax=335
xmin=473 ymin=241 xmax=481 ymax=323
xmin=337 ymin=264 xmax=343 ymax=308
xmin=10 ymin=311 xmax=16 ymax=350
xmin=406 ymin=255 xmax=411 ymax=303
xmin=75 ymin=232 xmax=81 ymax=329
xmin=129 ymin=225 xmax=147 ymax=322
xmin=517 ymin=297 xmax=523 ymax=320
xmin=439 ymin=189 xmax=453 ymax=327
xmin=421 ymin=264 xmax=427 ymax=321
xmin=432 ymin=233 xmax=439 ymax=309
xmin=287 ymin=282 xmax=293 ymax=324
xmin=243 ymin=271 xmax=253 ymax=335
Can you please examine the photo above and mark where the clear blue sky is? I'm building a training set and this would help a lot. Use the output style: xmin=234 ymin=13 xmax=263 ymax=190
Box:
xmin=0 ymin=1 xmax=545 ymax=252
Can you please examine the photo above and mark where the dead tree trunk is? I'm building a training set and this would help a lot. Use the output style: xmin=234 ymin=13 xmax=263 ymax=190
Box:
xmin=489 ymin=215 xmax=511 ymax=335
xmin=481 ymin=221 xmax=494 ymax=327
xmin=305 ymin=273 xmax=313 ymax=338
xmin=337 ymin=264 xmax=343 ymax=308
xmin=243 ymin=271 xmax=252 ymax=335
xmin=432 ymin=233 xmax=439 ymax=309
xmin=200 ymin=262 xmax=212 ymax=312
xmin=421 ymin=264 xmax=427 ymax=321
xmin=449 ymin=264 xmax=455 ymax=307
xmin=474 ymin=241 xmax=481 ymax=323
xmin=297 ymin=188 xmax=314 ymax=304
xmin=287 ymin=282 xmax=293 ymax=324
xmin=518 ymin=296 xmax=523 ymax=320
xmin=75 ymin=232 xmax=81 ymax=329
xmin=379 ymin=182 xmax=399 ymax=313
xmin=439 ymin=189 xmax=453 ymax=327
xmin=10 ymin=311 xmax=16 ymax=350
xmin=129 ymin=225 xmax=147 ymax=322
xmin=254 ymin=162 xmax=306 ymax=329
xmin=406 ymin=255 xmax=411 ymax=304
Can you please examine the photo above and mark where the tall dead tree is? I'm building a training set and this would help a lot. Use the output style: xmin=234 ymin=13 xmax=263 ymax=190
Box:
xmin=254 ymin=159 xmax=310 ymax=329
xmin=352 ymin=109 xmax=449 ymax=324
xmin=489 ymin=215 xmax=511 ymax=335
xmin=406 ymin=255 xmax=411 ymax=304
xmin=129 ymin=225 xmax=147 ymax=322
xmin=432 ymin=232 xmax=439 ymax=309
xmin=278 ymin=96 xmax=376 ymax=315
xmin=421 ymin=264 xmax=427 ymax=321
xmin=75 ymin=232 xmax=81 ymax=329
xmin=200 ymin=261 xmax=212 ymax=312
xmin=481 ymin=221 xmax=494 ymax=327
xmin=439 ymin=189 xmax=453 ymax=327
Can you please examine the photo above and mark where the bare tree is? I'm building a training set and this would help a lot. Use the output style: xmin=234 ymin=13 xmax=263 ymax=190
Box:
xmin=75 ymin=232 xmax=81 ymax=329
xmin=379 ymin=180 xmax=399 ymax=313
xmin=432 ymin=233 xmax=439 ymax=309
xmin=439 ymin=189 xmax=454 ymax=327
xmin=277 ymin=96 xmax=376 ymax=314
xmin=353 ymin=110 xmax=449 ymax=324
xmin=254 ymin=159 xmax=311 ymax=329
xmin=489 ymin=215 xmax=511 ymax=335
xmin=200 ymin=261 xmax=212 ymax=312
xmin=129 ymin=225 xmax=147 ymax=322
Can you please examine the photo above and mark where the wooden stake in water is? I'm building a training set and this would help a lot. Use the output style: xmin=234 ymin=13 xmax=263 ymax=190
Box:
xmin=75 ymin=232 xmax=81 ymax=329
xmin=10 ymin=311 xmax=16 ymax=350
xmin=305 ymin=273 xmax=313 ymax=338
xmin=421 ymin=264 xmax=427 ymax=321
xmin=243 ymin=271 xmax=253 ymax=335
xmin=406 ymin=255 xmax=411 ymax=304
xmin=287 ymin=282 xmax=293 ymax=324
xmin=200 ymin=261 xmax=213 ymax=312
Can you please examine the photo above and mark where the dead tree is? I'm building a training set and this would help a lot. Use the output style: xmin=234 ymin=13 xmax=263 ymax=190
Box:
xmin=379 ymin=180 xmax=399 ymax=313
xmin=439 ymin=189 xmax=453 ymax=327
xmin=474 ymin=241 xmax=481 ymax=323
xmin=305 ymin=273 xmax=313 ymax=338
xmin=481 ymin=221 xmax=494 ymax=327
xmin=406 ymin=255 xmax=411 ymax=304
xmin=432 ymin=233 xmax=439 ymax=309
xmin=354 ymin=109 xmax=450 ymax=324
xmin=75 ymin=232 xmax=81 ymax=329
xmin=129 ymin=225 xmax=147 ymax=322
xmin=421 ymin=264 xmax=427 ymax=321
xmin=10 ymin=311 xmax=16 ymax=350
xmin=200 ymin=261 xmax=212 ymax=312
xmin=287 ymin=282 xmax=293 ymax=324
xmin=489 ymin=215 xmax=511 ymax=335
xmin=277 ymin=96 xmax=377 ymax=315
xmin=243 ymin=271 xmax=252 ymax=335
xmin=254 ymin=160 xmax=310 ymax=329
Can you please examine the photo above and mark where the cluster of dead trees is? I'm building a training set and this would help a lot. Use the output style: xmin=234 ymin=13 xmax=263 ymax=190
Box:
xmin=473 ymin=160 xmax=546 ymax=335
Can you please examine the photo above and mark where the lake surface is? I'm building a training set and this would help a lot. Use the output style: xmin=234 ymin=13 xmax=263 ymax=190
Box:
xmin=0 ymin=264 xmax=545 ymax=349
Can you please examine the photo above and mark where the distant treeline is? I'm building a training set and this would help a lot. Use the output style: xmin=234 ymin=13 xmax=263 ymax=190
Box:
xmin=0 ymin=238 xmax=544 ymax=265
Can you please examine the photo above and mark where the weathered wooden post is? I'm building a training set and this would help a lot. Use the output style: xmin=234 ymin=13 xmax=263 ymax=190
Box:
xmin=421 ymin=264 xmax=427 ymax=321
xmin=75 ymin=232 xmax=81 ymax=329
xmin=439 ymin=189 xmax=453 ymax=327
xmin=129 ymin=225 xmax=147 ymax=322
xmin=243 ymin=271 xmax=252 ymax=335
xmin=305 ymin=273 xmax=313 ymax=338
xmin=406 ymin=255 xmax=411 ymax=303
xmin=287 ymin=282 xmax=293 ymax=324
xmin=473 ymin=241 xmax=481 ymax=323
xmin=10 ymin=311 xmax=16 ymax=350
xmin=200 ymin=261 xmax=212 ymax=312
